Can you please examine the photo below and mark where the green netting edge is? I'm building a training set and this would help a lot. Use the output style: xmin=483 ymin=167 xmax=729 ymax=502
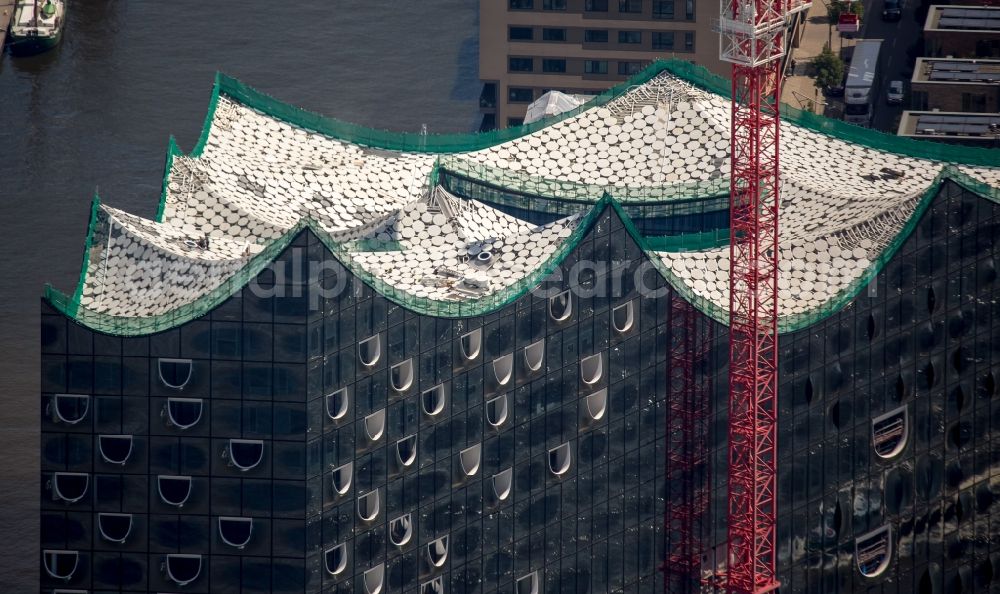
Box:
xmin=645 ymin=228 xmax=730 ymax=251
xmin=155 ymin=136 xmax=180 ymax=223
xmin=65 ymin=193 xmax=102 ymax=318
xmin=662 ymin=60 xmax=1000 ymax=167
xmin=45 ymin=169 xmax=1000 ymax=335
xmin=44 ymin=196 xmax=607 ymax=336
xmin=773 ymin=166 xmax=1000 ymax=331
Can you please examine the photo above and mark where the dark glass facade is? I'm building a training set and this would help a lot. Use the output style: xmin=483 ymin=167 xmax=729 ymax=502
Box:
xmin=39 ymin=182 xmax=1000 ymax=593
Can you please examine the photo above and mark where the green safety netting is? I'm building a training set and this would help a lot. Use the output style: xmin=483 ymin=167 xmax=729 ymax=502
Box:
xmin=51 ymin=58 xmax=1000 ymax=336
xmin=47 ymin=166 xmax=999 ymax=336
xmin=437 ymin=156 xmax=730 ymax=205
xmin=157 ymin=58 xmax=1000 ymax=223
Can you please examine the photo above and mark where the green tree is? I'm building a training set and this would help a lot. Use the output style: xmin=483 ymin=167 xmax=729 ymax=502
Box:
xmin=812 ymin=43 xmax=845 ymax=91
xmin=827 ymin=0 xmax=864 ymax=22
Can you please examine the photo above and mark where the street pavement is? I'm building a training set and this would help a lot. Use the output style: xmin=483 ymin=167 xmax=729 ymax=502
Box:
xmin=861 ymin=0 xmax=925 ymax=131
xmin=782 ymin=0 xmax=924 ymax=132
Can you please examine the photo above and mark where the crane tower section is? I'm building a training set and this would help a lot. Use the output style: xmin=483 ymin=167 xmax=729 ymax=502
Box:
xmin=717 ymin=0 xmax=809 ymax=593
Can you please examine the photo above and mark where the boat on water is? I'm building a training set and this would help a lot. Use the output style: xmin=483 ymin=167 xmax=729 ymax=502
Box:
xmin=7 ymin=0 xmax=65 ymax=56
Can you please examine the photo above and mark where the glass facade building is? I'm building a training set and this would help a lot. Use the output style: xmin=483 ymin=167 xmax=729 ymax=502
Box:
xmin=37 ymin=62 xmax=1000 ymax=593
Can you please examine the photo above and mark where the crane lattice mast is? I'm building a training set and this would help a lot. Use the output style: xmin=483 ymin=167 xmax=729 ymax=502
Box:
xmin=717 ymin=0 xmax=808 ymax=591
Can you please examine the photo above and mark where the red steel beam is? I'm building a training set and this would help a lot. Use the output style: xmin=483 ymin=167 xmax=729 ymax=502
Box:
xmin=726 ymin=53 xmax=782 ymax=594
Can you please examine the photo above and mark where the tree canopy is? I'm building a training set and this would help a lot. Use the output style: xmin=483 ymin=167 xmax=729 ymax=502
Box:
xmin=812 ymin=44 xmax=846 ymax=90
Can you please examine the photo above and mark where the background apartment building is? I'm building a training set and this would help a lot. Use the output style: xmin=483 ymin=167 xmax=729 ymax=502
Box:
xmin=478 ymin=0 xmax=727 ymax=129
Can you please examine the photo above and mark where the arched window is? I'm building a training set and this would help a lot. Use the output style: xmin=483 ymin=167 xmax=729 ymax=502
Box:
xmin=165 ymin=398 xmax=202 ymax=430
xmin=422 ymin=385 xmax=446 ymax=417
xmin=426 ymin=535 xmax=449 ymax=568
xmin=524 ymin=340 xmax=545 ymax=372
xmin=581 ymin=354 xmax=603 ymax=385
xmin=98 ymin=435 xmax=133 ymax=465
xmin=358 ymin=490 xmax=380 ymax=522
xmin=396 ymin=435 xmax=417 ymax=468
xmin=364 ymin=409 xmax=386 ymax=442
xmin=548 ymin=443 xmax=572 ymax=476
xmin=218 ymin=516 xmax=253 ymax=549
xmin=492 ymin=468 xmax=513 ymax=501
xmin=389 ymin=514 xmax=413 ymax=546
xmin=50 ymin=394 xmax=89 ymax=425
xmin=157 ymin=358 xmax=192 ymax=389
xmin=332 ymin=462 xmax=353 ymax=496
xmin=97 ymin=513 xmax=133 ymax=544
xmin=227 ymin=439 xmax=264 ymax=471
xmin=493 ymin=354 xmax=514 ymax=386
xmin=460 ymin=328 xmax=482 ymax=361
xmin=157 ymin=475 xmax=192 ymax=507
xmin=549 ymin=290 xmax=572 ymax=322
xmin=42 ymin=550 xmax=79 ymax=581
xmin=486 ymin=394 xmax=509 ymax=428
xmin=51 ymin=473 xmax=89 ymax=503
xmin=855 ymin=525 xmax=893 ymax=578
xmin=460 ymin=444 xmax=482 ymax=477
xmin=325 ymin=543 xmax=347 ymax=575
xmin=358 ymin=335 xmax=381 ymax=367
xmin=517 ymin=571 xmax=540 ymax=594
xmin=391 ymin=359 xmax=414 ymax=393
xmin=612 ymin=300 xmax=635 ymax=333
xmin=364 ymin=563 xmax=385 ymax=594
xmin=585 ymin=388 xmax=607 ymax=421
xmin=165 ymin=554 xmax=202 ymax=586
xmin=326 ymin=388 xmax=349 ymax=421
xmin=872 ymin=405 xmax=908 ymax=459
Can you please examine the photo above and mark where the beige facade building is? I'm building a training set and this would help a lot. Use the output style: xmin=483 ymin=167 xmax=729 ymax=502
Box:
xmin=909 ymin=57 xmax=1000 ymax=113
xmin=478 ymin=0 xmax=730 ymax=129
xmin=924 ymin=5 xmax=1000 ymax=59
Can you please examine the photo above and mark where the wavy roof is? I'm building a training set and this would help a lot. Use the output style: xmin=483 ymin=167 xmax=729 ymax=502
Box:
xmin=45 ymin=60 xmax=1000 ymax=336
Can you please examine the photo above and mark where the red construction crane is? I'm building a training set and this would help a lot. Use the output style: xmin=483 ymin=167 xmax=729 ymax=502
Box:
xmin=717 ymin=0 xmax=809 ymax=592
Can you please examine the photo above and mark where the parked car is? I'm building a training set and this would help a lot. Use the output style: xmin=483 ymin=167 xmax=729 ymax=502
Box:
xmin=886 ymin=80 xmax=904 ymax=104
xmin=882 ymin=0 xmax=902 ymax=21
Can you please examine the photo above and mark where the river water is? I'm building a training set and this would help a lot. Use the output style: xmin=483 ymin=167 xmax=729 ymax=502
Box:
xmin=0 ymin=0 xmax=480 ymax=587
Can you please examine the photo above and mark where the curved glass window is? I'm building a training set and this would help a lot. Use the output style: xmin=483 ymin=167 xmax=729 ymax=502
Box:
xmin=325 ymin=543 xmax=348 ymax=575
xmin=493 ymin=468 xmax=513 ymax=501
xmin=493 ymin=354 xmax=514 ymax=386
xmin=364 ymin=409 xmax=386 ymax=442
xmin=855 ymin=525 xmax=893 ymax=578
xmin=51 ymin=394 xmax=89 ymax=425
xmin=460 ymin=444 xmax=482 ymax=477
xmin=98 ymin=435 xmax=133 ymax=465
xmin=486 ymin=394 xmax=509 ymax=428
xmin=548 ymin=443 xmax=572 ymax=476
xmin=227 ymin=439 xmax=264 ymax=471
xmin=332 ymin=462 xmax=353 ymax=496
xmin=364 ymin=563 xmax=385 ymax=594
xmin=359 ymin=335 xmax=381 ymax=367
xmin=326 ymin=388 xmax=349 ymax=421
xmin=422 ymin=576 xmax=445 ymax=594
xmin=391 ymin=359 xmax=414 ymax=393
xmin=872 ymin=405 xmax=908 ymax=459
xmin=157 ymin=475 xmax=192 ymax=507
xmin=612 ymin=300 xmax=635 ymax=333
xmin=158 ymin=358 xmax=192 ymax=390
xmin=218 ymin=516 xmax=253 ymax=549
xmin=422 ymin=385 xmax=446 ymax=417
xmin=396 ymin=435 xmax=417 ymax=468
xmin=52 ymin=473 xmax=89 ymax=503
xmin=97 ymin=513 xmax=132 ymax=544
xmin=460 ymin=328 xmax=482 ymax=361
xmin=42 ymin=549 xmax=79 ymax=580
xmin=585 ymin=388 xmax=607 ymax=421
xmin=165 ymin=554 xmax=202 ymax=586
xmin=517 ymin=571 xmax=540 ymax=594
xmin=165 ymin=398 xmax=203 ymax=430
xmin=426 ymin=535 xmax=449 ymax=568
xmin=389 ymin=514 xmax=413 ymax=546
xmin=581 ymin=353 xmax=603 ymax=385
xmin=358 ymin=490 xmax=380 ymax=522
xmin=549 ymin=290 xmax=572 ymax=322
xmin=524 ymin=339 xmax=545 ymax=372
